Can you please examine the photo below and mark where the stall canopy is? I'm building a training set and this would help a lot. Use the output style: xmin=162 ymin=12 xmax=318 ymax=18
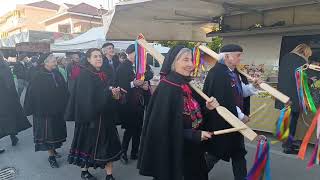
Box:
xmin=104 ymin=0 xmax=320 ymax=41
xmin=51 ymin=27 xmax=133 ymax=52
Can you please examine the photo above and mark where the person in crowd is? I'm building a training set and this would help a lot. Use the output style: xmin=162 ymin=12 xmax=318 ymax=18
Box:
xmin=102 ymin=43 xmax=121 ymax=77
xmin=66 ymin=52 xmax=81 ymax=88
xmin=116 ymin=44 xmax=149 ymax=164
xmin=138 ymin=45 xmax=219 ymax=180
xmin=24 ymin=54 xmax=68 ymax=168
xmin=118 ymin=52 xmax=127 ymax=64
xmin=276 ymin=43 xmax=313 ymax=154
xmin=57 ymin=57 xmax=69 ymax=82
xmin=13 ymin=52 xmax=29 ymax=97
xmin=0 ymin=55 xmax=31 ymax=152
xmin=66 ymin=48 xmax=122 ymax=180
xmin=203 ymin=44 xmax=261 ymax=180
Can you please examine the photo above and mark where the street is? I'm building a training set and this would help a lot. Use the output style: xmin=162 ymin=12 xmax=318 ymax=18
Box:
xmin=1 ymin=118 xmax=320 ymax=180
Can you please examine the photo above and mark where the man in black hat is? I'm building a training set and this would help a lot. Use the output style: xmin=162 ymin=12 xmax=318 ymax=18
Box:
xmin=115 ymin=44 xmax=149 ymax=164
xmin=202 ymin=44 xmax=261 ymax=180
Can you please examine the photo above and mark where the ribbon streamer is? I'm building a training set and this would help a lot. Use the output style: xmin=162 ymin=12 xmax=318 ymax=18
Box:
xmin=295 ymin=67 xmax=317 ymax=114
xmin=134 ymin=40 xmax=147 ymax=80
xmin=192 ymin=47 xmax=201 ymax=77
xmin=247 ymin=137 xmax=271 ymax=180
xmin=275 ymin=106 xmax=291 ymax=141
xmin=298 ymin=107 xmax=320 ymax=163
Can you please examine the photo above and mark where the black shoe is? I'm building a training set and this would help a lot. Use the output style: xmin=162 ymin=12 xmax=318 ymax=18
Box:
xmin=130 ymin=154 xmax=138 ymax=160
xmin=120 ymin=153 xmax=128 ymax=164
xmin=53 ymin=150 xmax=62 ymax=158
xmin=48 ymin=156 xmax=59 ymax=168
xmin=282 ymin=142 xmax=300 ymax=150
xmin=283 ymin=147 xmax=299 ymax=155
xmin=81 ymin=171 xmax=97 ymax=180
xmin=0 ymin=149 xmax=5 ymax=154
xmin=105 ymin=174 xmax=115 ymax=180
xmin=10 ymin=135 xmax=19 ymax=146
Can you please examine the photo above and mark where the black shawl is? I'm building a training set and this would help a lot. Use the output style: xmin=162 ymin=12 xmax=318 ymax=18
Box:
xmin=138 ymin=45 xmax=192 ymax=180
xmin=24 ymin=66 xmax=68 ymax=117
xmin=138 ymin=72 xmax=187 ymax=180
xmin=64 ymin=65 xmax=112 ymax=123
xmin=0 ymin=60 xmax=31 ymax=138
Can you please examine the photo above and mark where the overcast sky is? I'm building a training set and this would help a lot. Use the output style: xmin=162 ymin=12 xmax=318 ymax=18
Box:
xmin=0 ymin=0 xmax=119 ymax=16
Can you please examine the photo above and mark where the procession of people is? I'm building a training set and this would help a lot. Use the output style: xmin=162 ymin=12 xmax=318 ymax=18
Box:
xmin=0 ymin=41 xmax=319 ymax=180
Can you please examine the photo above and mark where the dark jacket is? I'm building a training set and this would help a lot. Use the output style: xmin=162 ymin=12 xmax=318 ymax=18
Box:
xmin=202 ymin=63 xmax=247 ymax=161
xmin=276 ymin=53 xmax=307 ymax=112
xmin=0 ymin=60 xmax=31 ymax=138
xmin=24 ymin=67 xmax=69 ymax=117
xmin=64 ymin=65 xmax=113 ymax=123
xmin=115 ymin=60 xmax=145 ymax=129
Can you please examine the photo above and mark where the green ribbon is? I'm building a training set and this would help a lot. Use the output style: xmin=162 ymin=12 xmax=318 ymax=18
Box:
xmin=302 ymin=70 xmax=317 ymax=113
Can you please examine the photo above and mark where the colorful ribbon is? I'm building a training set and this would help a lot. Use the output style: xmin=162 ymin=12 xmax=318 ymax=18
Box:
xmin=134 ymin=40 xmax=147 ymax=80
xmin=298 ymin=107 xmax=320 ymax=163
xmin=247 ymin=138 xmax=271 ymax=180
xmin=295 ymin=67 xmax=317 ymax=114
xmin=275 ymin=106 xmax=292 ymax=141
xmin=192 ymin=47 xmax=201 ymax=77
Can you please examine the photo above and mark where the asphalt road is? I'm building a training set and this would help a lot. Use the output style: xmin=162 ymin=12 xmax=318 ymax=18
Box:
xmin=1 ymin=120 xmax=320 ymax=180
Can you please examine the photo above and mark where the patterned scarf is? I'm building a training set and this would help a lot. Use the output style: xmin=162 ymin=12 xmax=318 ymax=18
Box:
xmin=161 ymin=78 xmax=203 ymax=129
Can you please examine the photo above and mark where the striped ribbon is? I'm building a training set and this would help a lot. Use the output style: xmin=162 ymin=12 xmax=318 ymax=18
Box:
xmin=275 ymin=106 xmax=291 ymax=141
xmin=247 ymin=138 xmax=271 ymax=180
xmin=134 ymin=40 xmax=147 ymax=80
xmin=295 ymin=67 xmax=317 ymax=114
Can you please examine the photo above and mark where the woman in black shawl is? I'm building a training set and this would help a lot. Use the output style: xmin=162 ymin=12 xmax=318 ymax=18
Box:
xmin=24 ymin=54 xmax=68 ymax=168
xmin=138 ymin=46 xmax=219 ymax=180
xmin=276 ymin=44 xmax=312 ymax=154
xmin=0 ymin=56 xmax=31 ymax=152
xmin=65 ymin=48 xmax=122 ymax=180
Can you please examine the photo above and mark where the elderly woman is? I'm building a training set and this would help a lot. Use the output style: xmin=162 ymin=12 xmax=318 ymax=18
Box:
xmin=276 ymin=43 xmax=313 ymax=154
xmin=138 ymin=46 xmax=219 ymax=180
xmin=24 ymin=54 xmax=68 ymax=168
xmin=65 ymin=48 xmax=122 ymax=180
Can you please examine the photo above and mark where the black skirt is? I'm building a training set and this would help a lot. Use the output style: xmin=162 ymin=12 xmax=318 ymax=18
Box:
xmin=68 ymin=116 xmax=122 ymax=169
xmin=33 ymin=115 xmax=67 ymax=152
xmin=183 ymin=141 xmax=208 ymax=180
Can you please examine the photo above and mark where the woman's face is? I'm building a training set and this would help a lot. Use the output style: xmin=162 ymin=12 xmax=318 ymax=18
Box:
xmin=88 ymin=50 xmax=103 ymax=69
xmin=174 ymin=51 xmax=194 ymax=76
xmin=44 ymin=56 xmax=57 ymax=71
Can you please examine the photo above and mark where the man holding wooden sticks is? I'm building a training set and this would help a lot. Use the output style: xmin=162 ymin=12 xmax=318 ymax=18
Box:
xmin=202 ymin=44 xmax=261 ymax=180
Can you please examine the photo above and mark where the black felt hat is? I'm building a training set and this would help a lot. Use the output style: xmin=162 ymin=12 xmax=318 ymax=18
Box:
xmin=220 ymin=44 xmax=243 ymax=53
xmin=126 ymin=44 xmax=136 ymax=54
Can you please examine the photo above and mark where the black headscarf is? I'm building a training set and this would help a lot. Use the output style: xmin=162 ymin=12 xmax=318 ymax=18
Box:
xmin=160 ymin=45 xmax=185 ymax=76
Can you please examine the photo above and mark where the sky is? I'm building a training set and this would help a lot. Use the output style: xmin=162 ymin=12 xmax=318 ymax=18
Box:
xmin=0 ymin=0 xmax=119 ymax=16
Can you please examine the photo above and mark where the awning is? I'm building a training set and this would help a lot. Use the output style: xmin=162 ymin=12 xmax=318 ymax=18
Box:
xmin=103 ymin=0 xmax=319 ymax=41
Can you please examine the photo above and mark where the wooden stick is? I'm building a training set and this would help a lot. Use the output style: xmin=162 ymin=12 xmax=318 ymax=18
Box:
xmin=213 ymin=126 xmax=247 ymax=135
xmin=137 ymin=39 xmax=165 ymax=64
xmin=198 ymin=45 xmax=290 ymax=104
xmin=137 ymin=37 xmax=257 ymax=141
xmin=189 ymin=83 xmax=257 ymax=141
xmin=309 ymin=64 xmax=320 ymax=72
xmin=249 ymin=103 xmax=267 ymax=118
